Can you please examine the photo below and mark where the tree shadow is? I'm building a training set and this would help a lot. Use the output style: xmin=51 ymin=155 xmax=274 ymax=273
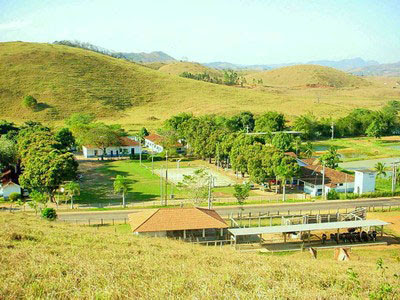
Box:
xmin=34 ymin=102 xmax=52 ymax=112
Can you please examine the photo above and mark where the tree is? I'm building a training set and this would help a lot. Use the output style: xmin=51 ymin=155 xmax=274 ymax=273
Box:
xmin=114 ymin=175 xmax=129 ymax=208
xmin=374 ymin=162 xmax=387 ymax=178
xmin=254 ymin=111 xmax=286 ymax=132
xmin=65 ymin=113 xmax=95 ymax=127
xmin=28 ymin=190 xmax=47 ymax=215
xmin=366 ymin=120 xmax=385 ymax=138
xmin=177 ymin=169 xmax=209 ymax=204
xmin=23 ymin=95 xmax=38 ymax=110
xmin=8 ymin=192 xmax=21 ymax=202
xmin=223 ymin=70 xmax=239 ymax=85
xmin=226 ymin=111 xmax=255 ymax=132
xmin=56 ymin=128 xmax=76 ymax=150
xmin=272 ymin=132 xmax=294 ymax=152
xmin=64 ymin=181 xmax=80 ymax=209
xmin=292 ymin=137 xmax=302 ymax=155
xmin=275 ymin=156 xmax=300 ymax=201
xmin=233 ymin=183 xmax=250 ymax=210
xmin=293 ymin=113 xmax=320 ymax=140
xmin=319 ymin=147 xmax=341 ymax=169
xmin=138 ymin=127 xmax=149 ymax=142
xmin=302 ymin=142 xmax=314 ymax=158
xmin=0 ymin=136 xmax=18 ymax=170
xmin=80 ymin=123 xmax=122 ymax=160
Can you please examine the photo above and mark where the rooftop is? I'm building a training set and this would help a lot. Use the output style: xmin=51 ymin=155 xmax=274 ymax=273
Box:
xmin=228 ymin=220 xmax=389 ymax=236
xmin=129 ymin=207 xmax=228 ymax=233
xmin=300 ymin=164 xmax=354 ymax=187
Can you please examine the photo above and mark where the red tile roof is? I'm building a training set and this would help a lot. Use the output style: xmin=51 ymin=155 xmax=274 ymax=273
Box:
xmin=129 ymin=207 xmax=228 ymax=233
xmin=300 ymin=164 xmax=354 ymax=188
xmin=84 ymin=137 xmax=139 ymax=148
xmin=145 ymin=133 xmax=183 ymax=147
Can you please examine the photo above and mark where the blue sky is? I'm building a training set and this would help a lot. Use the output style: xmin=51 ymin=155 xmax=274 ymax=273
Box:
xmin=0 ymin=0 xmax=399 ymax=64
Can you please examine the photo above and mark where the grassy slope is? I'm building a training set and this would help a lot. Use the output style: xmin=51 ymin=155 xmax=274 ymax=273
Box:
xmin=1 ymin=213 xmax=399 ymax=299
xmin=246 ymin=64 xmax=370 ymax=88
xmin=158 ymin=61 xmax=223 ymax=78
xmin=1 ymin=42 xmax=399 ymax=131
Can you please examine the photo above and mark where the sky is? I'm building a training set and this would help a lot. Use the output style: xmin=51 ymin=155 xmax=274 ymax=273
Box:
xmin=0 ymin=0 xmax=399 ymax=65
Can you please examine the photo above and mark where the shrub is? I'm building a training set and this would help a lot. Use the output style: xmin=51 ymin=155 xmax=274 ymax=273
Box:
xmin=41 ymin=208 xmax=57 ymax=221
xmin=327 ymin=189 xmax=340 ymax=200
xmin=23 ymin=95 xmax=38 ymax=109
xmin=8 ymin=192 xmax=21 ymax=202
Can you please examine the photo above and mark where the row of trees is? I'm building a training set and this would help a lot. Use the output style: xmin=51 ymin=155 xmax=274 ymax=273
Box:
xmin=294 ymin=101 xmax=400 ymax=139
xmin=179 ymin=70 xmax=247 ymax=87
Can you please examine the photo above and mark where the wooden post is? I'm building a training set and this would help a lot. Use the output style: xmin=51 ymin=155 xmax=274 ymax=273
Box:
xmin=283 ymin=233 xmax=287 ymax=243
xmin=381 ymin=225 xmax=384 ymax=237
xmin=183 ymin=230 xmax=186 ymax=239
xmin=308 ymin=231 xmax=311 ymax=244
xmin=202 ymin=229 xmax=206 ymax=238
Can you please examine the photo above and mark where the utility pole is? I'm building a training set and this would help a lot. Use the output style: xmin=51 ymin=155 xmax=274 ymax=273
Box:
xmin=245 ymin=125 xmax=249 ymax=134
xmin=321 ymin=164 xmax=326 ymax=200
xmin=208 ymin=175 xmax=213 ymax=209
xmin=345 ymin=173 xmax=348 ymax=198
xmin=160 ymin=173 xmax=163 ymax=205
xmin=392 ymin=163 xmax=397 ymax=196
xmin=139 ymin=139 xmax=142 ymax=166
xmin=331 ymin=121 xmax=334 ymax=140
xmin=165 ymin=151 xmax=168 ymax=206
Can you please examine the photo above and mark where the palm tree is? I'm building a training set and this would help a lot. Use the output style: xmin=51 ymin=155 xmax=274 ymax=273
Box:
xmin=293 ymin=137 xmax=302 ymax=155
xmin=275 ymin=165 xmax=295 ymax=201
xmin=64 ymin=182 xmax=80 ymax=209
xmin=374 ymin=162 xmax=386 ymax=178
xmin=114 ymin=175 xmax=130 ymax=208
xmin=303 ymin=142 xmax=314 ymax=158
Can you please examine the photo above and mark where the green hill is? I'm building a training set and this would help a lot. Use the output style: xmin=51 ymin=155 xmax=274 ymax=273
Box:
xmin=0 ymin=42 xmax=396 ymax=129
xmin=158 ymin=61 xmax=223 ymax=78
xmin=1 ymin=213 xmax=399 ymax=299
xmin=246 ymin=64 xmax=370 ymax=88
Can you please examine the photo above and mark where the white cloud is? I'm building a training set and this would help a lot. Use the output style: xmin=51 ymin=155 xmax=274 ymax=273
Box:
xmin=0 ymin=20 xmax=29 ymax=31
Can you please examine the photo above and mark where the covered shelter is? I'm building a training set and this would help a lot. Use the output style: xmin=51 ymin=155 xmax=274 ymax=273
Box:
xmin=229 ymin=220 xmax=390 ymax=249
xmin=129 ymin=207 xmax=228 ymax=241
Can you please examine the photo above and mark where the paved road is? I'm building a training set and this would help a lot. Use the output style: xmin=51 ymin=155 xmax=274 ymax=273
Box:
xmin=58 ymin=198 xmax=400 ymax=221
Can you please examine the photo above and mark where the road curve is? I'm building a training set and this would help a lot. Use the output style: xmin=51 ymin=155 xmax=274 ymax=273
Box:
xmin=58 ymin=198 xmax=400 ymax=221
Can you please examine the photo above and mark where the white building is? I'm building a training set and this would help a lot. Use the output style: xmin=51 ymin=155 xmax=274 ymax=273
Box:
xmin=354 ymin=170 xmax=377 ymax=195
xmin=82 ymin=137 xmax=142 ymax=158
xmin=144 ymin=133 xmax=184 ymax=154
xmin=0 ymin=181 xmax=21 ymax=199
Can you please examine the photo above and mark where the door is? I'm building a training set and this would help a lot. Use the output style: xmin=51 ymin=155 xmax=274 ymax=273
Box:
xmin=110 ymin=150 xmax=113 ymax=157
xmin=131 ymin=148 xmax=135 ymax=155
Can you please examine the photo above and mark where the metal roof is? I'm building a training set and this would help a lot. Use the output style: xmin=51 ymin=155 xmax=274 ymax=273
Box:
xmin=228 ymin=220 xmax=389 ymax=236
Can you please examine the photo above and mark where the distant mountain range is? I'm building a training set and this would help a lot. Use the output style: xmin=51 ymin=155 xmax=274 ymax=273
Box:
xmin=349 ymin=61 xmax=400 ymax=77
xmin=203 ymin=57 xmax=380 ymax=71
xmin=115 ymin=51 xmax=176 ymax=63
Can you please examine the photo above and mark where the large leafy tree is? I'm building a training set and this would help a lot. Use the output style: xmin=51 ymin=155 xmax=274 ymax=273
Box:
xmin=230 ymin=133 xmax=255 ymax=177
xmin=254 ymin=111 xmax=286 ymax=132
xmin=56 ymin=128 xmax=76 ymax=150
xmin=17 ymin=125 xmax=78 ymax=202
xmin=274 ymin=156 xmax=300 ymax=201
xmin=233 ymin=183 xmax=250 ymax=210
xmin=177 ymin=169 xmax=210 ymax=204
xmin=0 ymin=136 xmax=18 ymax=170
xmin=79 ymin=123 xmax=123 ymax=159
xmin=293 ymin=113 xmax=320 ymax=140
xmin=271 ymin=132 xmax=294 ymax=152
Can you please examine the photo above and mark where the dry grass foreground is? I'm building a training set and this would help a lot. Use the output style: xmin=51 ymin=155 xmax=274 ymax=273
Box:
xmin=1 ymin=42 xmax=400 ymax=131
xmin=1 ymin=213 xmax=399 ymax=299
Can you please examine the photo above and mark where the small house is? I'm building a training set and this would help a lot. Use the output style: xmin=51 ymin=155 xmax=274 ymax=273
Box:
xmin=0 ymin=170 xmax=21 ymax=199
xmin=144 ymin=133 xmax=184 ymax=154
xmin=129 ymin=207 xmax=228 ymax=241
xmin=354 ymin=169 xmax=377 ymax=194
xmin=82 ymin=137 xmax=142 ymax=158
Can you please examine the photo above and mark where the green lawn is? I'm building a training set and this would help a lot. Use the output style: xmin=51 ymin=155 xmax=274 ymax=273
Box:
xmin=312 ymin=137 xmax=400 ymax=162
xmin=77 ymin=159 xmax=248 ymax=205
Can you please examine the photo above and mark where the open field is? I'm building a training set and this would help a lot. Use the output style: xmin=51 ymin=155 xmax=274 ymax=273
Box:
xmin=0 ymin=212 xmax=399 ymax=299
xmin=1 ymin=42 xmax=400 ymax=131
xmin=314 ymin=136 xmax=400 ymax=163
xmin=77 ymin=159 xmax=259 ymax=205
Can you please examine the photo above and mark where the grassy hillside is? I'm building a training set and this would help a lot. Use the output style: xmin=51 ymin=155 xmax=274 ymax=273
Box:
xmin=0 ymin=42 xmax=398 ymax=131
xmin=158 ymin=61 xmax=223 ymax=78
xmin=246 ymin=64 xmax=370 ymax=88
xmin=1 ymin=213 xmax=399 ymax=299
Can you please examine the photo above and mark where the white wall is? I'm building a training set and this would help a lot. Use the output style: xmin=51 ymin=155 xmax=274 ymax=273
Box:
xmin=0 ymin=183 xmax=21 ymax=199
xmin=354 ymin=171 xmax=376 ymax=194
xmin=83 ymin=145 xmax=142 ymax=158
xmin=144 ymin=139 xmax=163 ymax=153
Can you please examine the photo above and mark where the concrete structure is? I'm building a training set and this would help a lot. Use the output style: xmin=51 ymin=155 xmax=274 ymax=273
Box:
xmin=144 ymin=133 xmax=184 ymax=154
xmin=129 ymin=207 xmax=228 ymax=241
xmin=354 ymin=170 xmax=377 ymax=195
xmin=82 ymin=137 xmax=142 ymax=158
